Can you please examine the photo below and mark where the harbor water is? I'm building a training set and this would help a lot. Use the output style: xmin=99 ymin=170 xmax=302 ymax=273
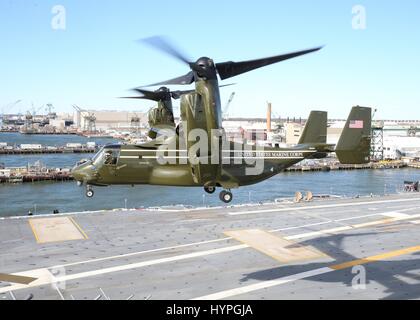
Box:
xmin=1 ymin=133 xmax=419 ymax=217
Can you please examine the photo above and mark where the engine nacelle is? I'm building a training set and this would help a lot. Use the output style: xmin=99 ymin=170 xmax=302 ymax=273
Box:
xmin=148 ymin=101 xmax=175 ymax=139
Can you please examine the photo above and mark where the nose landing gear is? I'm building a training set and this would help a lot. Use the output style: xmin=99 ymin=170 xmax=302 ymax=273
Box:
xmin=86 ymin=186 xmax=94 ymax=198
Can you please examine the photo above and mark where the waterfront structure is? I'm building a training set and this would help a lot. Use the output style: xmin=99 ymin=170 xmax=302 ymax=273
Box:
xmin=72 ymin=110 xmax=148 ymax=131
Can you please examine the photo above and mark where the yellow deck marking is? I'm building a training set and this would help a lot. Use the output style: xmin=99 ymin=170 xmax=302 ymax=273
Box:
xmin=28 ymin=219 xmax=40 ymax=243
xmin=351 ymin=218 xmax=395 ymax=229
xmin=69 ymin=217 xmax=89 ymax=240
xmin=225 ymin=229 xmax=328 ymax=263
xmin=194 ymin=245 xmax=420 ymax=300
xmin=330 ymin=246 xmax=420 ymax=270
xmin=28 ymin=217 xmax=86 ymax=243
xmin=0 ymin=273 xmax=37 ymax=285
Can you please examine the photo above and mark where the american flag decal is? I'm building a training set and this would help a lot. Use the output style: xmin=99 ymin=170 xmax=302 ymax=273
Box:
xmin=349 ymin=120 xmax=364 ymax=129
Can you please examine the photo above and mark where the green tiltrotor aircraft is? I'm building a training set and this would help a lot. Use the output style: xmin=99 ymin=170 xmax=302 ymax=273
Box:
xmin=71 ymin=37 xmax=371 ymax=203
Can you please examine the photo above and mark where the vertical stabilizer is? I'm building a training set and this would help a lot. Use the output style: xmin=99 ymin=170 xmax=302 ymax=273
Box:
xmin=335 ymin=106 xmax=371 ymax=164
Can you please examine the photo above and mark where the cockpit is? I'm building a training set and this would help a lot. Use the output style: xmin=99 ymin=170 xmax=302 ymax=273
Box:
xmin=92 ymin=145 xmax=121 ymax=166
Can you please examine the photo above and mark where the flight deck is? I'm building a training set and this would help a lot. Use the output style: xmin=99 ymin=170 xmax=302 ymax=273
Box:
xmin=1 ymin=193 xmax=420 ymax=300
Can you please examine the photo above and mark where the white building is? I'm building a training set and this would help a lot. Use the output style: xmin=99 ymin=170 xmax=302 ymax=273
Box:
xmin=73 ymin=110 xmax=148 ymax=131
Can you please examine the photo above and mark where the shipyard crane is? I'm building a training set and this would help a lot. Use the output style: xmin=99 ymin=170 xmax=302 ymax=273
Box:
xmin=73 ymin=105 xmax=97 ymax=133
xmin=21 ymin=102 xmax=41 ymax=133
xmin=1 ymin=100 xmax=22 ymax=124
xmin=130 ymin=112 xmax=141 ymax=132
xmin=222 ymin=92 xmax=235 ymax=120
xmin=1 ymin=100 xmax=22 ymax=114
xmin=45 ymin=103 xmax=56 ymax=119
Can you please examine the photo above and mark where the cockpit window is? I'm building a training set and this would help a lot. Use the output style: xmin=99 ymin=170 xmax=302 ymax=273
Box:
xmin=103 ymin=148 xmax=120 ymax=165
xmin=92 ymin=147 xmax=105 ymax=164
xmin=92 ymin=145 xmax=121 ymax=166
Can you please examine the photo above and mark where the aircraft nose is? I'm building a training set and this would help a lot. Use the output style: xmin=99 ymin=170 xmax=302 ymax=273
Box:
xmin=71 ymin=161 xmax=95 ymax=183
xmin=71 ymin=165 xmax=86 ymax=182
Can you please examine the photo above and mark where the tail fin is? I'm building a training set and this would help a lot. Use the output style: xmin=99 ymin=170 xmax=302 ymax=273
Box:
xmin=298 ymin=111 xmax=327 ymax=144
xmin=335 ymin=106 xmax=371 ymax=164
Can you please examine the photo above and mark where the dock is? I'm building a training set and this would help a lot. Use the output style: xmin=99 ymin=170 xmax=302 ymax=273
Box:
xmin=408 ymin=162 xmax=420 ymax=169
xmin=0 ymin=147 xmax=97 ymax=155
xmin=1 ymin=193 xmax=420 ymax=300
xmin=286 ymin=160 xmax=409 ymax=172
xmin=0 ymin=161 xmax=73 ymax=184
xmin=0 ymin=173 xmax=74 ymax=183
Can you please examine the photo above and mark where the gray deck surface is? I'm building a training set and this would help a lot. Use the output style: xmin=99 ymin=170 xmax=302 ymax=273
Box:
xmin=1 ymin=193 xmax=420 ymax=300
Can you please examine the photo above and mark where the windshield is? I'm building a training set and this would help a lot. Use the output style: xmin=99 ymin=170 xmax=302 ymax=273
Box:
xmin=93 ymin=146 xmax=121 ymax=166
xmin=92 ymin=147 xmax=105 ymax=164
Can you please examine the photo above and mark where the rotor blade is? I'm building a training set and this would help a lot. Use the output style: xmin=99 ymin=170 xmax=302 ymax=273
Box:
xmin=216 ymin=47 xmax=323 ymax=80
xmin=141 ymin=36 xmax=191 ymax=65
xmin=219 ymin=83 xmax=236 ymax=88
xmin=141 ymin=71 xmax=195 ymax=87
xmin=170 ymin=89 xmax=195 ymax=100
xmin=134 ymin=88 xmax=167 ymax=101
xmin=119 ymin=96 xmax=150 ymax=100
xmin=120 ymin=89 xmax=164 ymax=102
xmin=170 ymin=83 xmax=236 ymax=99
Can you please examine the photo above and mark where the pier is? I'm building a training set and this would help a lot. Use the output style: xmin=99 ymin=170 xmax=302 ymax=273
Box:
xmin=0 ymin=143 xmax=99 ymax=155
xmin=0 ymin=172 xmax=74 ymax=183
xmin=0 ymin=161 xmax=74 ymax=184
xmin=0 ymin=147 xmax=96 ymax=155
xmin=408 ymin=162 xmax=420 ymax=169
xmin=285 ymin=160 xmax=409 ymax=172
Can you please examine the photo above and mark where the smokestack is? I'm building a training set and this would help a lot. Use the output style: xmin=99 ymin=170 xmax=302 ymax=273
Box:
xmin=267 ymin=102 xmax=272 ymax=132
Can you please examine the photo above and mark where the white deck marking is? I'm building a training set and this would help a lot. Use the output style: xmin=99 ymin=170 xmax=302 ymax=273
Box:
xmin=193 ymin=245 xmax=420 ymax=300
xmin=285 ymin=212 xmax=420 ymax=240
xmin=269 ymin=221 xmax=332 ymax=232
xmin=0 ymin=245 xmax=247 ymax=294
xmin=286 ymin=226 xmax=354 ymax=240
xmin=193 ymin=267 xmax=333 ymax=300
xmin=59 ymin=245 xmax=248 ymax=282
xmin=381 ymin=212 xmax=410 ymax=219
xmin=60 ymin=237 xmax=231 ymax=267
xmin=228 ymin=197 xmax=420 ymax=216
xmin=269 ymin=213 xmax=384 ymax=233
xmin=62 ymin=212 xmax=388 ymax=267
xmin=3 ymin=209 xmax=420 ymax=294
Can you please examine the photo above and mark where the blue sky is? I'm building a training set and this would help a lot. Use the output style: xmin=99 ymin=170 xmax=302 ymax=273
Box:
xmin=0 ymin=0 xmax=419 ymax=119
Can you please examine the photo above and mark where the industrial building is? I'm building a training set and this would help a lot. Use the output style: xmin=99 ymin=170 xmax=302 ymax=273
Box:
xmin=72 ymin=110 xmax=148 ymax=131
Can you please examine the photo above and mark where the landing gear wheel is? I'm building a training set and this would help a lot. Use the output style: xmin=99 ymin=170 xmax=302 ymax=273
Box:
xmin=86 ymin=189 xmax=94 ymax=198
xmin=204 ymin=186 xmax=216 ymax=194
xmin=219 ymin=190 xmax=233 ymax=203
